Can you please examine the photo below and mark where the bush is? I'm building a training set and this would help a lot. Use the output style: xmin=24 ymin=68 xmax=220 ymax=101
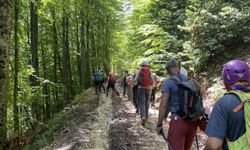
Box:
xmin=184 ymin=6 xmax=250 ymax=71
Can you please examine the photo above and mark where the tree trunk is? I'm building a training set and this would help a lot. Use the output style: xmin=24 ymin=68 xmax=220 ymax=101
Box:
xmin=104 ymin=17 xmax=111 ymax=74
xmin=80 ymin=12 xmax=86 ymax=89
xmin=75 ymin=12 xmax=83 ymax=91
xmin=41 ymin=43 xmax=50 ymax=120
xmin=65 ymin=18 xmax=74 ymax=97
xmin=13 ymin=0 xmax=19 ymax=132
xmin=90 ymin=27 xmax=96 ymax=71
xmin=0 ymin=0 xmax=10 ymax=149
xmin=85 ymin=19 xmax=91 ymax=88
xmin=62 ymin=15 xmax=73 ymax=103
xmin=26 ymin=13 xmax=30 ymax=45
xmin=30 ymin=0 xmax=39 ymax=85
xmin=30 ymin=0 xmax=40 ymax=121
xmin=52 ymin=11 xmax=60 ymax=112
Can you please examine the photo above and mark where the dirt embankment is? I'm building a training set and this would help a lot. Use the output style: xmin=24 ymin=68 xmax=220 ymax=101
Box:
xmin=24 ymin=89 xmax=113 ymax=150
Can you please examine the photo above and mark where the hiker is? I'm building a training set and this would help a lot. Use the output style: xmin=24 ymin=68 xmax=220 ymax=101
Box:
xmin=205 ymin=60 xmax=250 ymax=150
xmin=92 ymin=71 xmax=100 ymax=94
xmin=136 ymin=61 xmax=154 ymax=125
xmin=106 ymin=72 xmax=120 ymax=97
xmin=133 ymin=67 xmax=140 ymax=113
xmin=98 ymin=71 xmax=106 ymax=93
xmin=156 ymin=60 xmax=205 ymax=150
xmin=127 ymin=74 xmax=135 ymax=102
xmin=151 ymin=73 xmax=160 ymax=107
xmin=122 ymin=69 xmax=129 ymax=97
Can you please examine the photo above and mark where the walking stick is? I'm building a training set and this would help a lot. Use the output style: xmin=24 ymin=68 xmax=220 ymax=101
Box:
xmin=196 ymin=134 xmax=200 ymax=150
xmin=160 ymin=130 xmax=172 ymax=150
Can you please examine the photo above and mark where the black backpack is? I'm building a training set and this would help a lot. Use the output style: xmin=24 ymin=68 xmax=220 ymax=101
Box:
xmin=171 ymin=77 xmax=205 ymax=121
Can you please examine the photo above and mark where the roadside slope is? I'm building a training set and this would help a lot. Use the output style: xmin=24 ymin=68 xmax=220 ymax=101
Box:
xmin=24 ymin=89 xmax=113 ymax=150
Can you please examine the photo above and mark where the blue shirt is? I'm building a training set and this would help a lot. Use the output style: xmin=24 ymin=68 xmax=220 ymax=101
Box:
xmin=161 ymin=74 xmax=188 ymax=114
xmin=206 ymin=94 xmax=246 ymax=142
xmin=92 ymin=72 xmax=99 ymax=81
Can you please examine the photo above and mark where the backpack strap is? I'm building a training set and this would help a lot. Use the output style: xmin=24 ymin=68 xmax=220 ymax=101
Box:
xmin=233 ymin=102 xmax=244 ymax=113
xmin=191 ymin=78 xmax=201 ymax=94
xmin=225 ymin=90 xmax=250 ymax=113
xmin=170 ymin=75 xmax=182 ymax=85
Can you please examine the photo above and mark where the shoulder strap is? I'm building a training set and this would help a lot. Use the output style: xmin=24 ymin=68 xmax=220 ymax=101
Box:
xmin=226 ymin=90 xmax=250 ymax=113
xmin=190 ymin=78 xmax=201 ymax=93
xmin=170 ymin=76 xmax=181 ymax=85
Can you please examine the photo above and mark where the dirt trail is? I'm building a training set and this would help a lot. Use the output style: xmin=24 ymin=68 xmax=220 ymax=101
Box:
xmin=108 ymin=94 xmax=167 ymax=150
xmin=108 ymin=92 xmax=205 ymax=150
xmin=31 ymin=88 xmax=206 ymax=150
xmin=38 ymin=90 xmax=113 ymax=150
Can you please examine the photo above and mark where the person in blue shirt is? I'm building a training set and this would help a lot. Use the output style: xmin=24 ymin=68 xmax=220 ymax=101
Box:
xmin=92 ymin=71 xmax=100 ymax=94
xmin=156 ymin=60 xmax=198 ymax=150
xmin=205 ymin=60 xmax=250 ymax=150
xmin=98 ymin=71 xmax=106 ymax=93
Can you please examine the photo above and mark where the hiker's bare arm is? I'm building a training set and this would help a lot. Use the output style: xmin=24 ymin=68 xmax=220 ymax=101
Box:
xmin=157 ymin=93 xmax=170 ymax=125
xmin=200 ymin=86 xmax=206 ymax=97
xmin=205 ymin=137 xmax=223 ymax=150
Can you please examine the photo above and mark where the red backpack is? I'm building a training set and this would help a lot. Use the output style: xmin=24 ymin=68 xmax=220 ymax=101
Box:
xmin=139 ymin=66 xmax=153 ymax=87
xmin=109 ymin=75 xmax=116 ymax=84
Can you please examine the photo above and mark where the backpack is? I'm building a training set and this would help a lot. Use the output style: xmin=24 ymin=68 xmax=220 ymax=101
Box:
xmin=226 ymin=90 xmax=250 ymax=150
xmin=99 ymin=72 xmax=106 ymax=81
xmin=171 ymin=77 xmax=205 ymax=121
xmin=109 ymin=75 xmax=116 ymax=84
xmin=139 ymin=66 xmax=153 ymax=87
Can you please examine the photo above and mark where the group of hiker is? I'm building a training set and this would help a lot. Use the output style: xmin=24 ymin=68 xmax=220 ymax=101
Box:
xmin=92 ymin=71 xmax=120 ymax=97
xmin=92 ymin=59 xmax=250 ymax=150
xmin=120 ymin=61 xmax=160 ymax=125
xmin=92 ymin=61 xmax=160 ymax=121
xmin=155 ymin=59 xmax=250 ymax=150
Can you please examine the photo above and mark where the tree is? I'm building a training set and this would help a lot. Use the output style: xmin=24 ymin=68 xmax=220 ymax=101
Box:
xmin=30 ymin=0 xmax=40 ymax=121
xmin=30 ymin=0 xmax=39 ymax=85
xmin=61 ymin=0 xmax=73 ymax=102
xmin=4 ymin=0 xmax=124 ymax=147
xmin=13 ymin=0 xmax=20 ymax=132
xmin=0 ymin=0 xmax=11 ymax=149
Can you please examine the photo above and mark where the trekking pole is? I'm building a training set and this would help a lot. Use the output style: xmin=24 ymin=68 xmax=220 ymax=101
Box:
xmin=196 ymin=134 xmax=200 ymax=150
xmin=159 ymin=130 xmax=172 ymax=150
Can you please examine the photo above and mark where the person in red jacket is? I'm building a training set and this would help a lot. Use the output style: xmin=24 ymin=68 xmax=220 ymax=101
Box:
xmin=136 ymin=61 xmax=154 ymax=126
xmin=106 ymin=72 xmax=120 ymax=97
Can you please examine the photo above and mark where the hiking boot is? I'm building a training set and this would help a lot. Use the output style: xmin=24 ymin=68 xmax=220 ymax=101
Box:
xmin=141 ymin=117 xmax=146 ymax=126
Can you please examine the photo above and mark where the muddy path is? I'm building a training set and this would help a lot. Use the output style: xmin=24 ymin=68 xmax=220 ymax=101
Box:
xmin=31 ymin=89 xmax=113 ymax=150
xmin=108 ymin=92 xmax=205 ymax=150
xmin=27 ymin=88 xmax=206 ymax=150
xmin=108 ymin=95 xmax=167 ymax=150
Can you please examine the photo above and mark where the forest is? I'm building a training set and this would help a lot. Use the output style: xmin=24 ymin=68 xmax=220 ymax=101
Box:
xmin=0 ymin=0 xmax=250 ymax=149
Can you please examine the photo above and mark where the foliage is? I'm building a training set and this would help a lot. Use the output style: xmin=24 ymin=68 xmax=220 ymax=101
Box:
xmin=124 ymin=0 xmax=250 ymax=75
xmin=6 ymin=0 xmax=124 ymax=147
xmin=2 ymin=0 xmax=250 ymax=148
xmin=183 ymin=4 xmax=250 ymax=71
